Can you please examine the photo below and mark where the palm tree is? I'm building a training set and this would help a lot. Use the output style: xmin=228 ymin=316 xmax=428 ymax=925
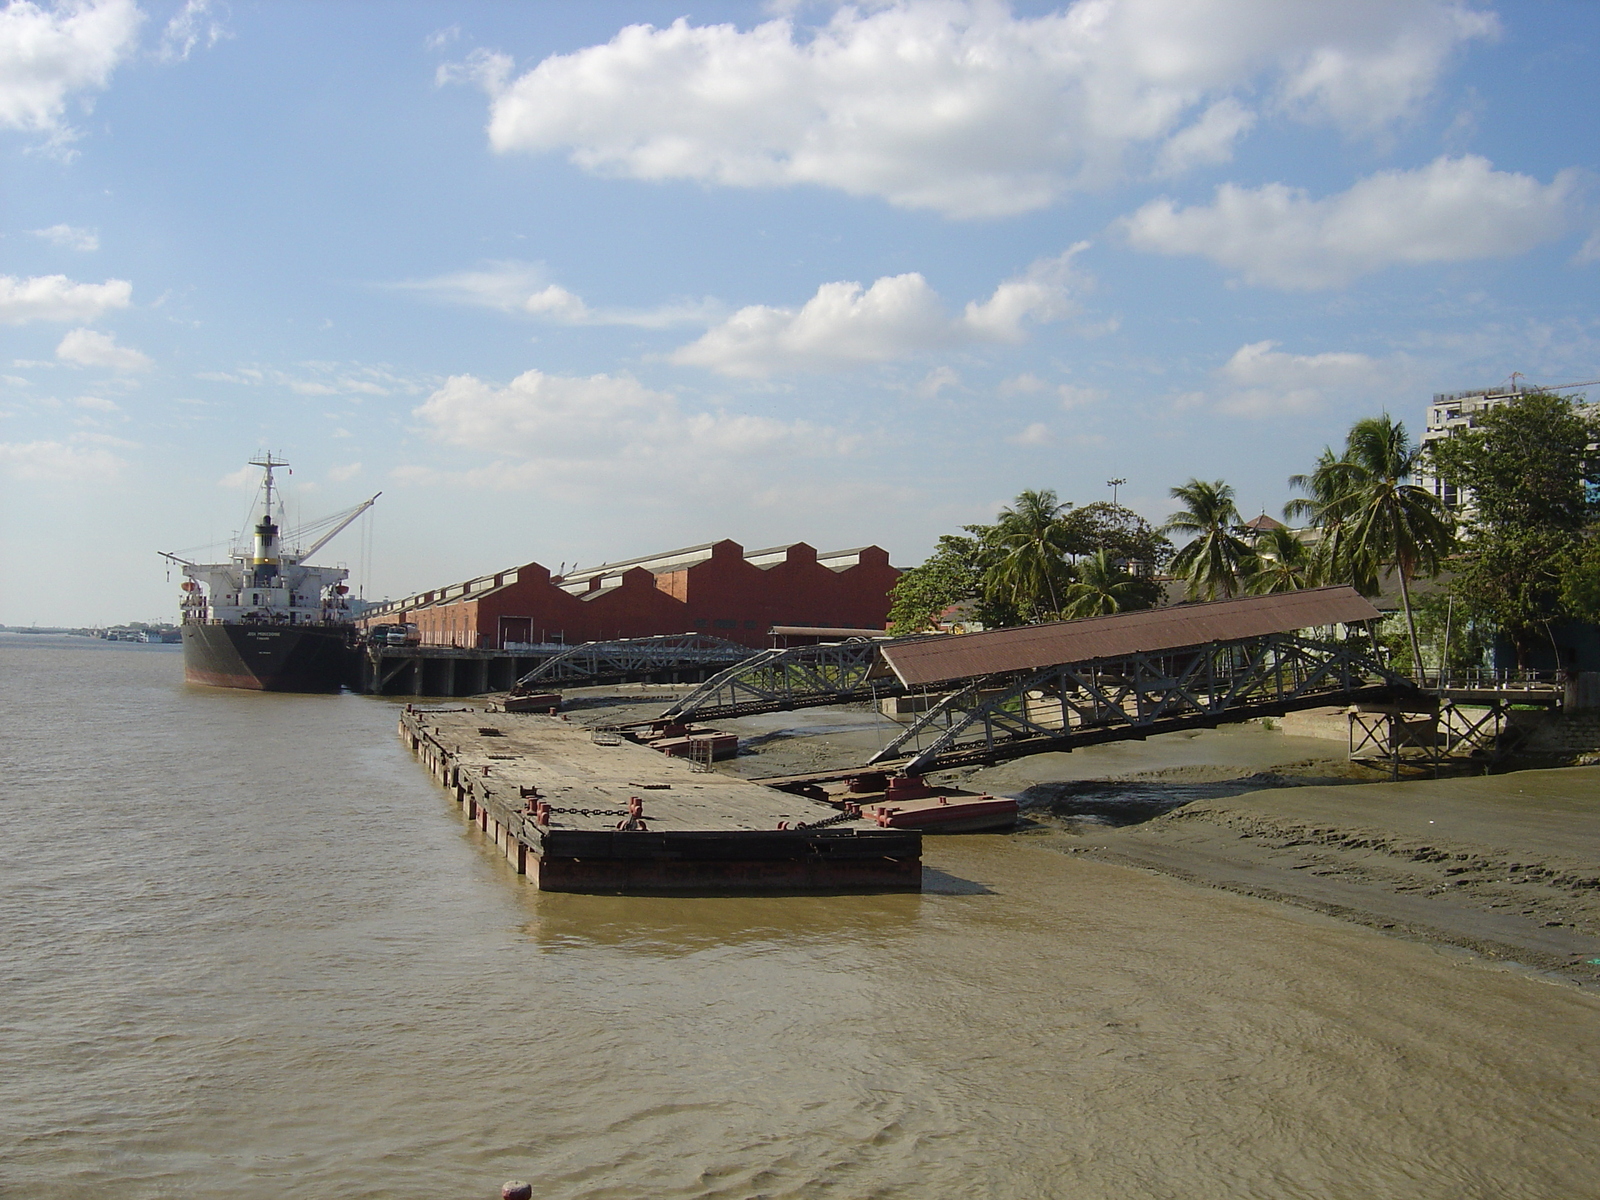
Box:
xmin=1244 ymin=527 xmax=1313 ymax=595
xmin=987 ymin=489 xmax=1076 ymax=620
xmin=1285 ymin=447 xmax=1375 ymax=592
xmin=1058 ymin=550 xmax=1152 ymax=618
xmin=1162 ymin=479 xmax=1252 ymax=600
xmin=1291 ymin=416 xmax=1454 ymax=677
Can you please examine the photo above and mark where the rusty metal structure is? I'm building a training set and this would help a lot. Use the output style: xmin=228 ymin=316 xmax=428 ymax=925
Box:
xmin=639 ymin=638 xmax=903 ymax=725
xmin=863 ymin=587 xmax=1425 ymax=775
xmin=510 ymin=633 xmax=753 ymax=690
xmin=1347 ymin=668 xmax=1566 ymax=777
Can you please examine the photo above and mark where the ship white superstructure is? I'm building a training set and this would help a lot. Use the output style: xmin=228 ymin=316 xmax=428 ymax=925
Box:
xmin=163 ymin=456 xmax=378 ymax=628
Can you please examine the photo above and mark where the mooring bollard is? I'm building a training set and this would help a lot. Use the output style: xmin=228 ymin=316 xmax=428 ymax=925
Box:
xmin=501 ymin=1182 xmax=533 ymax=1200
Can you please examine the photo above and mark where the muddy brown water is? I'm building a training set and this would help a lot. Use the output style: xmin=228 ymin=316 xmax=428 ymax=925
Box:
xmin=4 ymin=635 xmax=1598 ymax=1199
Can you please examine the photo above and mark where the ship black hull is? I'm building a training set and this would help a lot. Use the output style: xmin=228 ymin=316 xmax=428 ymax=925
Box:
xmin=182 ymin=623 xmax=352 ymax=692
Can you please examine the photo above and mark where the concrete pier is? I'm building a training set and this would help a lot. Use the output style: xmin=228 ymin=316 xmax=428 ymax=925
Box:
xmin=399 ymin=707 xmax=922 ymax=893
xmin=358 ymin=645 xmax=733 ymax=697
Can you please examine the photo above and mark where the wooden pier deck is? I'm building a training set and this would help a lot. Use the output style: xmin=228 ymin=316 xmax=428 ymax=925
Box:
xmin=399 ymin=707 xmax=921 ymax=894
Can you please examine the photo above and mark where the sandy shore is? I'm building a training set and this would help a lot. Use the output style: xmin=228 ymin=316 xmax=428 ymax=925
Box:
xmin=562 ymin=687 xmax=1600 ymax=986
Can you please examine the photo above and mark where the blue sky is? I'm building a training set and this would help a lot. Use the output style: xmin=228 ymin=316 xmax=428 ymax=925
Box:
xmin=3 ymin=0 xmax=1597 ymax=626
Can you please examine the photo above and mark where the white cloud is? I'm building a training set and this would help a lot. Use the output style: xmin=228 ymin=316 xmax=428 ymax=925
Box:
xmin=56 ymin=327 xmax=152 ymax=371
xmin=195 ymin=361 xmax=430 ymax=397
xmin=0 ymin=0 xmax=143 ymax=141
xmin=159 ymin=0 xmax=227 ymax=63
xmin=327 ymin=462 xmax=363 ymax=483
xmin=1121 ymin=155 xmax=1582 ymax=289
xmin=1009 ymin=422 xmax=1054 ymax=446
xmin=0 ymin=274 xmax=131 ymax=324
xmin=998 ymin=373 xmax=1048 ymax=396
xmin=1154 ymin=98 xmax=1256 ymax=177
xmin=672 ymin=250 xmax=1085 ymax=377
xmin=1215 ymin=339 xmax=1388 ymax=415
xmin=425 ymin=25 xmax=461 ymax=52
xmin=0 ymin=436 xmax=126 ymax=480
xmin=72 ymin=394 xmax=119 ymax=411
xmin=410 ymin=369 xmax=843 ymax=493
xmin=466 ymin=0 xmax=1492 ymax=218
xmin=1057 ymin=383 xmax=1105 ymax=409
xmin=31 ymin=223 xmax=98 ymax=251
xmin=436 ymin=46 xmax=511 ymax=93
xmin=397 ymin=261 xmax=720 ymax=328
xmin=914 ymin=366 xmax=961 ymax=399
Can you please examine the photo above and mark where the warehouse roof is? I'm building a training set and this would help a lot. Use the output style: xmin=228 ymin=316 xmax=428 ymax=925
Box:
xmin=880 ymin=586 xmax=1380 ymax=687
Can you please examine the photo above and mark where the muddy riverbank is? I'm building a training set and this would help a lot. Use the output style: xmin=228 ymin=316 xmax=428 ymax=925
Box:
xmin=567 ymin=688 xmax=1600 ymax=986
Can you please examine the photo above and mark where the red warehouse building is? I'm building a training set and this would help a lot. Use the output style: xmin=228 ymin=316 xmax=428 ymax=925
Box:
xmin=359 ymin=539 xmax=901 ymax=650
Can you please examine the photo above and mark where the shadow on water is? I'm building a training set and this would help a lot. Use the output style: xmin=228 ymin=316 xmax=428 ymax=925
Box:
xmin=1017 ymin=772 xmax=1357 ymax=828
xmin=517 ymin=866 xmax=996 ymax=952
xmin=519 ymin=888 xmax=926 ymax=953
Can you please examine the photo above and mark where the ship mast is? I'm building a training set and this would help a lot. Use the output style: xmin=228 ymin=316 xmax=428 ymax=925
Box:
xmin=250 ymin=453 xmax=289 ymax=530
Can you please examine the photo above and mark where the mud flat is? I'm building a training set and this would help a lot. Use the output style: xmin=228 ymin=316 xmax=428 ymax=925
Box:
xmin=1035 ymin=766 xmax=1600 ymax=986
xmin=562 ymin=695 xmax=1600 ymax=980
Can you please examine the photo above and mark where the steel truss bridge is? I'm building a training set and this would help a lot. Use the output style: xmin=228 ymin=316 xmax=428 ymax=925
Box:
xmin=616 ymin=588 xmax=1444 ymax=778
xmin=636 ymin=639 xmax=901 ymax=726
xmin=867 ymin=629 xmax=1421 ymax=775
xmin=511 ymin=633 xmax=753 ymax=690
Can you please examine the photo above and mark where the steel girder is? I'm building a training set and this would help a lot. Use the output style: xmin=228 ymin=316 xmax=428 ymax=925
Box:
xmin=512 ymin=633 xmax=752 ymax=689
xmin=652 ymin=639 xmax=902 ymax=724
xmin=866 ymin=632 xmax=1421 ymax=775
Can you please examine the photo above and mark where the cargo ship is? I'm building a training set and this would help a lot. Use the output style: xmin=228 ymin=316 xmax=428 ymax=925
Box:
xmin=161 ymin=456 xmax=378 ymax=691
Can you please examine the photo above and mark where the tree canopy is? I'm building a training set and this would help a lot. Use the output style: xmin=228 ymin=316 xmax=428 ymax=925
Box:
xmin=987 ymin=489 xmax=1077 ymax=621
xmin=1430 ymin=391 xmax=1600 ymax=665
xmin=1058 ymin=550 xmax=1156 ymax=618
xmin=1162 ymin=479 xmax=1252 ymax=601
xmin=886 ymin=491 xmax=1168 ymax=633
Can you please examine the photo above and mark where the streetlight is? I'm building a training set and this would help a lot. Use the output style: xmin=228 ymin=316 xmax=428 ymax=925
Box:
xmin=1106 ymin=478 xmax=1126 ymax=506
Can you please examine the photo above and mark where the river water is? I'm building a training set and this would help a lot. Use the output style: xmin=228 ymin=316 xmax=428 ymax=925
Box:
xmin=4 ymin=634 xmax=1598 ymax=1200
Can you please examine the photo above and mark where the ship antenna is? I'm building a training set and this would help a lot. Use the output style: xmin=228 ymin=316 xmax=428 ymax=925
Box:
xmin=249 ymin=452 xmax=289 ymax=523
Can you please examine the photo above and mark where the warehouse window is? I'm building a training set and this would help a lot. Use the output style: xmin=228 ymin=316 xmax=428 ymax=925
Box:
xmin=713 ymin=618 xmax=737 ymax=629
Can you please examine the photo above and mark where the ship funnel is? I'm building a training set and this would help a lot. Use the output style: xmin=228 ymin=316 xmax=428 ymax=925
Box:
xmin=253 ymin=515 xmax=280 ymax=566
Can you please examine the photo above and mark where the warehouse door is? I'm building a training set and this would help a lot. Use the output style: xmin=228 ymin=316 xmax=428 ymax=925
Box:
xmin=499 ymin=616 xmax=532 ymax=648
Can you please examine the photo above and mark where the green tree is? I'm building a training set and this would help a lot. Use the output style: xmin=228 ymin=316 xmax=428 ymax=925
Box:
xmin=1333 ymin=415 xmax=1454 ymax=679
xmin=1432 ymin=391 xmax=1600 ymax=665
xmin=1162 ymin=479 xmax=1252 ymax=600
xmin=1376 ymin=592 xmax=1491 ymax=678
xmin=987 ymin=489 xmax=1077 ymax=621
xmin=1560 ymin=526 xmax=1600 ymax=624
xmin=885 ymin=533 xmax=991 ymax=635
xmin=1285 ymin=446 xmax=1377 ymax=592
xmin=1058 ymin=501 xmax=1173 ymax=571
xmin=1244 ymin=526 xmax=1313 ymax=595
xmin=1057 ymin=550 xmax=1158 ymax=618
xmin=1287 ymin=417 xmax=1452 ymax=677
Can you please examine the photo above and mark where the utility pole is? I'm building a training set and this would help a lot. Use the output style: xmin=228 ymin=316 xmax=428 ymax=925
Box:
xmin=1106 ymin=478 xmax=1126 ymax=506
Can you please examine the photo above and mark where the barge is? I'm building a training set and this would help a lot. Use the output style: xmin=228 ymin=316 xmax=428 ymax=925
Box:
xmin=400 ymin=708 xmax=921 ymax=894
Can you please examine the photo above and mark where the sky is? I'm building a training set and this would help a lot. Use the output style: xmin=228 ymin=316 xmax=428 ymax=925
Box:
xmin=2 ymin=0 xmax=1597 ymax=626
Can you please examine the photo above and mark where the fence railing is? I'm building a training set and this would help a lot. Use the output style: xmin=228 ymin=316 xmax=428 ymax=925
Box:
xmin=1414 ymin=668 xmax=1566 ymax=690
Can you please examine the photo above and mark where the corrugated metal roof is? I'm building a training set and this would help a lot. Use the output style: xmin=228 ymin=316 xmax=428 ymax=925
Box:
xmin=881 ymin=586 xmax=1380 ymax=687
